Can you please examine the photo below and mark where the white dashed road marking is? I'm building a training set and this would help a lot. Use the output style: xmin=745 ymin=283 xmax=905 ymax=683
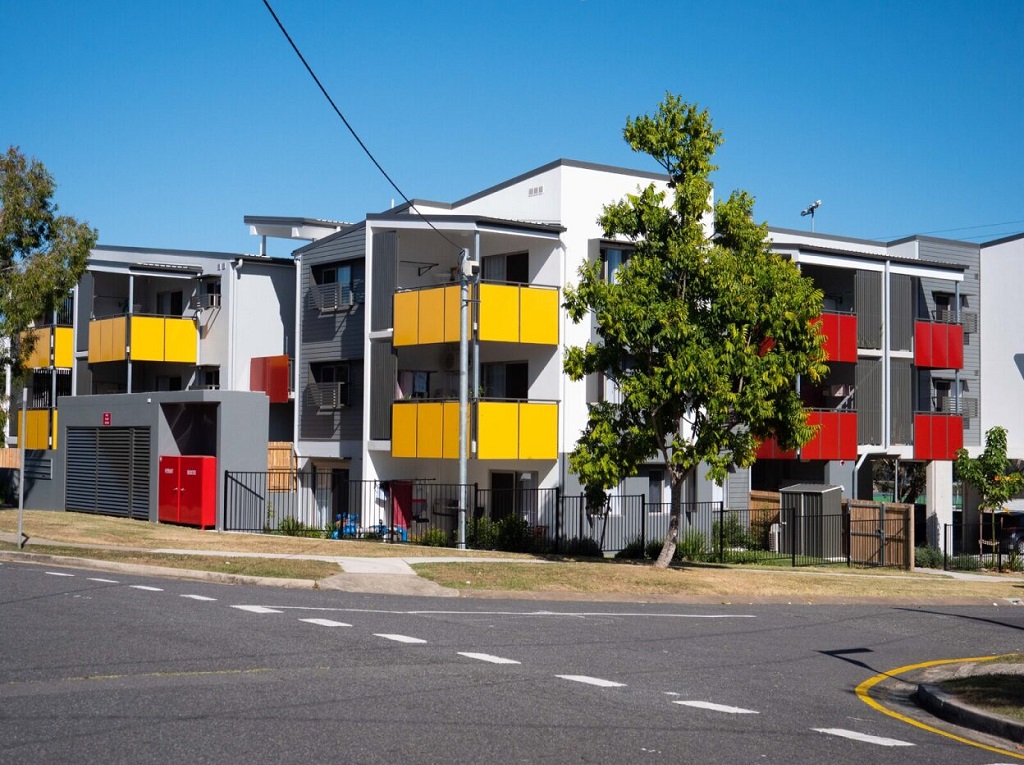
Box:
xmin=300 ymin=618 xmax=352 ymax=627
xmin=673 ymin=701 xmax=758 ymax=714
xmin=458 ymin=652 xmax=521 ymax=665
xmin=813 ymin=728 xmax=914 ymax=747
xmin=181 ymin=594 xmax=217 ymax=602
xmin=232 ymin=605 xmax=283 ymax=614
xmin=375 ymin=634 xmax=428 ymax=644
xmin=87 ymin=578 xmax=119 ymax=583
xmin=45 ymin=572 xmax=75 ymax=577
xmin=556 ymin=675 xmax=626 ymax=688
xmin=130 ymin=585 xmax=163 ymax=591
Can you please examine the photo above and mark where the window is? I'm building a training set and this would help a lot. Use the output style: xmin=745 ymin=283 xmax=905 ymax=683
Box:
xmin=312 ymin=262 xmax=355 ymax=312
xmin=481 ymin=361 xmax=528 ymax=399
xmin=156 ymin=291 xmax=184 ymax=316
xmin=482 ymin=252 xmax=529 ymax=284
xmin=310 ymin=362 xmax=349 ymax=409
xmin=199 ymin=367 xmax=220 ymax=390
xmin=601 ymin=246 xmax=632 ymax=283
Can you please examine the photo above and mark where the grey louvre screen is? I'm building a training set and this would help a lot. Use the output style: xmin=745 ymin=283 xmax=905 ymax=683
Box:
xmin=855 ymin=270 xmax=882 ymax=349
xmin=856 ymin=358 xmax=882 ymax=446
xmin=369 ymin=341 xmax=397 ymax=440
xmin=890 ymin=274 xmax=913 ymax=352
xmin=371 ymin=231 xmax=398 ymax=332
xmin=66 ymin=427 xmax=150 ymax=519
xmin=890 ymin=359 xmax=913 ymax=445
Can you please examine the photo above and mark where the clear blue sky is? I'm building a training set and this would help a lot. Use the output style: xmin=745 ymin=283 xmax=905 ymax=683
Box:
xmin=5 ymin=0 xmax=1023 ymax=257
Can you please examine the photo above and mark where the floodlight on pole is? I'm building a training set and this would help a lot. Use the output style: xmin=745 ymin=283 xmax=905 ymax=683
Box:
xmin=800 ymin=200 xmax=822 ymax=232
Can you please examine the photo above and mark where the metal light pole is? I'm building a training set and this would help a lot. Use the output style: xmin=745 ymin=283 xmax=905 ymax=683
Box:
xmin=17 ymin=387 xmax=27 ymax=548
xmin=457 ymin=248 xmax=471 ymax=549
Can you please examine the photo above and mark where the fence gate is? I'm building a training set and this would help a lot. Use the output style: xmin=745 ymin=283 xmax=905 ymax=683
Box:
xmin=846 ymin=501 xmax=912 ymax=567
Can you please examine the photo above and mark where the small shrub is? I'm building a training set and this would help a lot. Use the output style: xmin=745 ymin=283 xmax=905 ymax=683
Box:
xmin=615 ymin=536 xmax=647 ymax=560
xmin=560 ymin=537 xmax=604 ymax=557
xmin=676 ymin=529 xmax=709 ymax=561
xmin=467 ymin=517 xmax=499 ymax=550
xmin=914 ymin=545 xmax=944 ymax=569
xmin=415 ymin=527 xmax=452 ymax=547
xmin=278 ymin=516 xmax=308 ymax=537
xmin=496 ymin=515 xmax=533 ymax=553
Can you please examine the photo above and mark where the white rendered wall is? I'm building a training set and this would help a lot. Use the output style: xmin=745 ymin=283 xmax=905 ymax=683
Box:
xmin=979 ymin=238 xmax=1024 ymax=459
xmin=224 ymin=262 xmax=294 ymax=390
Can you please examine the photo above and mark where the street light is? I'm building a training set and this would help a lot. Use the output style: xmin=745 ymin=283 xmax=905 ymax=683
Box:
xmin=801 ymin=200 xmax=822 ymax=232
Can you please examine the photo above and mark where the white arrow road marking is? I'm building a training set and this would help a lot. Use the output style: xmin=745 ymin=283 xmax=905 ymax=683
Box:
xmin=181 ymin=594 xmax=217 ymax=602
xmin=458 ymin=652 xmax=521 ymax=665
xmin=232 ymin=605 xmax=283 ymax=614
xmin=300 ymin=618 xmax=352 ymax=627
xmin=375 ymin=634 xmax=428 ymax=644
xmin=813 ymin=728 xmax=914 ymax=747
xmin=556 ymin=675 xmax=626 ymax=688
xmin=673 ymin=701 xmax=758 ymax=714
xmin=87 ymin=578 xmax=119 ymax=583
xmin=45 ymin=572 xmax=75 ymax=577
xmin=130 ymin=585 xmax=163 ymax=591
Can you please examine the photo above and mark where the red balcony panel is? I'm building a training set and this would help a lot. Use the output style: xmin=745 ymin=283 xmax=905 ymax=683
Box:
xmin=817 ymin=312 xmax=858 ymax=363
xmin=914 ymin=321 xmax=964 ymax=370
xmin=755 ymin=437 xmax=796 ymax=460
xmin=250 ymin=355 xmax=290 ymax=403
xmin=801 ymin=411 xmax=858 ymax=461
xmin=914 ymin=413 xmax=964 ymax=460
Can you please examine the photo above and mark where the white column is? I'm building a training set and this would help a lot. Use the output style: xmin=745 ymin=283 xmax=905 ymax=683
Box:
xmin=926 ymin=460 xmax=954 ymax=553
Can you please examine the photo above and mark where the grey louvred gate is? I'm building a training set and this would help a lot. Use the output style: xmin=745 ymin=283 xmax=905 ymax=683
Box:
xmin=66 ymin=426 xmax=151 ymax=519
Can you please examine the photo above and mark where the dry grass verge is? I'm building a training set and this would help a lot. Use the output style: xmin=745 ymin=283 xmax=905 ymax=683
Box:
xmin=413 ymin=560 xmax=1024 ymax=603
xmin=0 ymin=510 xmax=525 ymax=559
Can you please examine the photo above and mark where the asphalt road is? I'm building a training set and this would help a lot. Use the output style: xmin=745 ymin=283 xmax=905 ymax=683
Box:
xmin=2 ymin=559 xmax=1023 ymax=764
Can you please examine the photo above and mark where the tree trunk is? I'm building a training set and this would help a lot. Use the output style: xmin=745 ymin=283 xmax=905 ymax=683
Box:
xmin=654 ymin=470 xmax=686 ymax=568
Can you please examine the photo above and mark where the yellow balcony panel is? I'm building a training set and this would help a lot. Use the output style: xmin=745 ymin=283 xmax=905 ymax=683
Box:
xmin=417 ymin=286 xmax=446 ymax=345
xmin=519 ymin=287 xmax=559 ymax=345
xmin=22 ymin=328 xmax=51 ymax=369
xmin=164 ymin=318 xmax=197 ymax=363
xmin=54 ymin=327 xmax=74 ymax=368
xmin=391 ymin=402 xmax=418 ymax=458
xmin=477 ymin=284 xmax=520 ymax=343
xmin=443 ymin=285 xmax=464 ymax=344
xmin=441 ymin=401 xmax=465 ymax=459
xmin=415 ymin=402 xmax=444 ymax=459
xmin=88 ymin=317 xmax=127 ymax=363
xmin=476 ymin=401 xmax=519 ymax=460
xmin=19 ymin=409 xmax=52 ymax=450
xmin=518 ymin=402 xmax=557 ymax=459
xmin=52 ymin=410 xmax=58 ymax=449
xmin=393 ymin=291 xmax=419 ymax=346
xmin=129 ymin=316 xmax=165 ymax=361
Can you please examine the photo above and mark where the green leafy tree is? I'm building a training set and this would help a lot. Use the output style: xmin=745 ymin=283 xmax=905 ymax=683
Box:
xmin=0 ymin=146 xmax=95 ymax=437
xmin=563 ymin=94 xmax=827 ymax=568
xmin=955 ymin=426 xmax=1024 ymax=550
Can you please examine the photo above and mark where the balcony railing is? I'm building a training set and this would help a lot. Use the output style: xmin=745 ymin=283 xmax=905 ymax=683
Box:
xmin=914 ymin=412 xmax=963 ymax=461
xmin=393 ymin=283 xmax=559 ymax=347
xmin=391 ymin=399 xmax=557 ymax=460
xmin=250 ymin=355 xmax=292 ymax=403
xmin=816 ymin=311 xmax=858 ymax=363
xmin=20 ymin=326 xmax=74 ymax=369
xmin=914 ymin=320 xmax=964 ymax=370
xmin=88 ymin=315 xmax=197 ymax=364
xmin=311 ymin=282 xmax=355 ymax=313
xmin=755 ymin=409 xmax=858 ymax=461
xmin=309 ymin=381 xmax=348 ymax=411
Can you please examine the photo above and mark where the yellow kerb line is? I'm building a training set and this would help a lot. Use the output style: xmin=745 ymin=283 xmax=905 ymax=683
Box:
xmin=856 ymin=655 xmax=1024 ymax=761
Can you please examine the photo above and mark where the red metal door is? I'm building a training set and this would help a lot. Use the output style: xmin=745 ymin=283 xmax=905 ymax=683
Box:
xmin=158 ymin=456 xmax=181 ymax=523
xmin=178 ymin=456 xmax=216 ymax=529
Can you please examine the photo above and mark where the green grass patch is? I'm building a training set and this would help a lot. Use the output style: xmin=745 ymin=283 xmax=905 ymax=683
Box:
xmin=937 ymin=673 xmax=1024 ymax=720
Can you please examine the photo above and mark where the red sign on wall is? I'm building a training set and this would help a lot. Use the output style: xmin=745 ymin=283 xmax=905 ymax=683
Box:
xmin=102 ymin=412 xmax=111 ymax=427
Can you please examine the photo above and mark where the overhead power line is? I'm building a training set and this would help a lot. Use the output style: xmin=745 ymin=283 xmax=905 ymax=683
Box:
xmin=262 ymin=0 xmax=462 ymax=252
xmin=874 ymin=217 xmax=1024 ymax=242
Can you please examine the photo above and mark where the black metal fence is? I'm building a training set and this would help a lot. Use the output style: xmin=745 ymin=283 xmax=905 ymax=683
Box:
xmin=223 ymin=471 xmax=892 ymax=566
xmin=943 ymin=522 xmax=1024 ymax=572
